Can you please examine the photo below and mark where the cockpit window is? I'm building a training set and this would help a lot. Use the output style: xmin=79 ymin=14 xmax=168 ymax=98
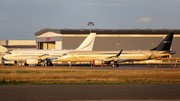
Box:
xmin=6 ymin=50 xmax=12 ymax=54
xmin=8 ymin=52 xmax=12 ymax=54
xmin=62 ymin=53 xmax=67 ymax=56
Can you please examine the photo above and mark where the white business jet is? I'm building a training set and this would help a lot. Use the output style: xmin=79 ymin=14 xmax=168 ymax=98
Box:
xmin=3 ymin=33 xmax=96 ymax=66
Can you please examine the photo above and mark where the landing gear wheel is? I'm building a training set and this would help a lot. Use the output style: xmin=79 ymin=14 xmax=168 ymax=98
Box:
xmin=112 ymin=64 xmax=119 ymax=68
xmin=24 ymin=62 xmax=29 ymax=66
xmin=46 ymin=61 xmax=53 ymax=66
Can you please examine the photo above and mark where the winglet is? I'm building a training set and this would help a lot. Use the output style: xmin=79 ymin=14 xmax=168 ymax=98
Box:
xmin=116 ymin=50 xmax=123 ymax=57
xmin=76 ymin=33 xmax=96 ymax=51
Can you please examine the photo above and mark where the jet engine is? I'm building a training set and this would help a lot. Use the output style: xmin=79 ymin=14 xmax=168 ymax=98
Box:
xmin=25 ymin=58 xmax=38 ymax=64
xmin=93 ymin=59 xmax=104 ymax=65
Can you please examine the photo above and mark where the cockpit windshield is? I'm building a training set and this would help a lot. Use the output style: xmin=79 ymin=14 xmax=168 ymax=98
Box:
xmin=62 ymin=53 xmax=67 ymax=56
xmin=8 ymin=52 xmax=12 ymax=54
xmin=6 ymin=50 xmax=12 ymax=54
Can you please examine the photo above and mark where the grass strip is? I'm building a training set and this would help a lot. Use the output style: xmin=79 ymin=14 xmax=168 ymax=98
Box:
xmin=0 ymin=66 xmax=180 ymax=85
xmin=0 ymin=70 xmax=11 ymax=73
xmin=1 ymin=79 xmax=180 ymax=85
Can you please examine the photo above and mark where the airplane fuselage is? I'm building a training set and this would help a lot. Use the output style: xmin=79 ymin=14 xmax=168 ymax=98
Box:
xmin=57 ymin=50 xmax=170 ymax=62
xmin=4 ymin=49 xmax=76 ymax=61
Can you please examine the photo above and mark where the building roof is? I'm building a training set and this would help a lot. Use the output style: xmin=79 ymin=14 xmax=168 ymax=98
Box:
xmin=2 ymin=45 xmax=36 ymax=48
xmin=34 ymin=28 xmax=180 ymax=36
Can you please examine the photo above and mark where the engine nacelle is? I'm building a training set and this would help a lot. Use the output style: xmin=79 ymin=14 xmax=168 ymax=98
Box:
xmin=93 ymin=59 xmax=104 ymax=65
xmin=25 ymin=58 xmax=38 ymax=64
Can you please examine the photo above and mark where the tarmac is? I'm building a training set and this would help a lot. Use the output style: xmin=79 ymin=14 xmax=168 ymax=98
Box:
xmin=0 ymin=84 xmax=180 ymax=101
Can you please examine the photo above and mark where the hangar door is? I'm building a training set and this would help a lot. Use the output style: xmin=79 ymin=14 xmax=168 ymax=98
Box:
xmin=38 ymin=42 xmax=55 ymax=49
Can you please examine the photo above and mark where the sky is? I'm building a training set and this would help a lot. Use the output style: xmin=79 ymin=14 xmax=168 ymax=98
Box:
xmin=0 ymin=0 xmax=180 ymax=40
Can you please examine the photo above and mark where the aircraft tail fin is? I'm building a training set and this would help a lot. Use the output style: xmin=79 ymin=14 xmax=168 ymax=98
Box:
xmin=76 ymin=33 xmax=96 ymax=51
xmin=151 ymin=33 xmax=174 ymax=51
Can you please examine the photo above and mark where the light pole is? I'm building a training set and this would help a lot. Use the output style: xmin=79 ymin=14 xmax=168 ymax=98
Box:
xmin=87 ymin=22 xmax=94 ymax=33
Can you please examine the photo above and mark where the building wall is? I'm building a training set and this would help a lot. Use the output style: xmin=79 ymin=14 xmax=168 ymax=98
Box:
xmin=0 ymin=40 xmax=36 ymax=46
xmin=172 ymin=37 xmax=180 ymax=57
xmin=93 ymin=37 xmax=162 ymax=51
xmin=55 ymin=41 xmax=62 ymax=49
xmin=7 ymin=40 xmax=36 ymax=45
xmin=0 ymin=40 xmax=6 ymax=45
xmin=0 ymin=45 xmax=8 ymax=53
xmin=62 ymin=36 xmax=163 ymax=50
xmin=36 ymin=32 xmax=62 ymax=49
xmin=62 ymin=37 xmax=86 ymax=49
xmin=37 ymin=42 xmax=56 ymax=49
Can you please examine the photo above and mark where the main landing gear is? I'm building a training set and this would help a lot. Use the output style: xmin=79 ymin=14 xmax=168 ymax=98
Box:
xmin=112 ymin=64 xmax=119 ymax=68
xmin=111 ymin=61 xmax=119 ymax=68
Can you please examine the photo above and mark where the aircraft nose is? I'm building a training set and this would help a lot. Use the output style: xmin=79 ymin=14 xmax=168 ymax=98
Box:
xmin=57 ymin=56 xmax=65 ymax=61
xmin=3 ymin=55 xmax=8 ymax=60
xmin=57 ymin=58 xmax=61 ymax=61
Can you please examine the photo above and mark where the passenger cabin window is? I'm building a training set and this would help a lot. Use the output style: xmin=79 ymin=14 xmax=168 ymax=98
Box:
xmin=8 ymin=52 xmax=12 ymax=54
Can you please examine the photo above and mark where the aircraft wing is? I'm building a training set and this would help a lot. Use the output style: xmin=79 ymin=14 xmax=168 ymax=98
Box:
xmin=103 ymin=56 xmax=129 ymax=63
xmin=28 ymin=54 xmax=60 ymax=61
xmin=105 ymin=50 xmax=128 ymax=62
xmin=93 ymin=50 xmax=129 ymax=65
xmin=27 ymin=54 xmax=50 ymax=60
xmin=26 ymin=54 xmax=59 ymax=65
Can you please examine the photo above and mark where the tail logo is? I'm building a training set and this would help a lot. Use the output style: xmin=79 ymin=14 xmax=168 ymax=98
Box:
xmin=163 ymin=41 xmax=170 ymax=43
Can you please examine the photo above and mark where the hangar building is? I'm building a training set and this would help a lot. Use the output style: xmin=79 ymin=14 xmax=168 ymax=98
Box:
xmin=0 ymin=40 xmax=36 ymax=64
xmin=35 ymin=28 xmax=180 ymax=58
xmin=0 ymin=40 xmax=36 ymax=51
